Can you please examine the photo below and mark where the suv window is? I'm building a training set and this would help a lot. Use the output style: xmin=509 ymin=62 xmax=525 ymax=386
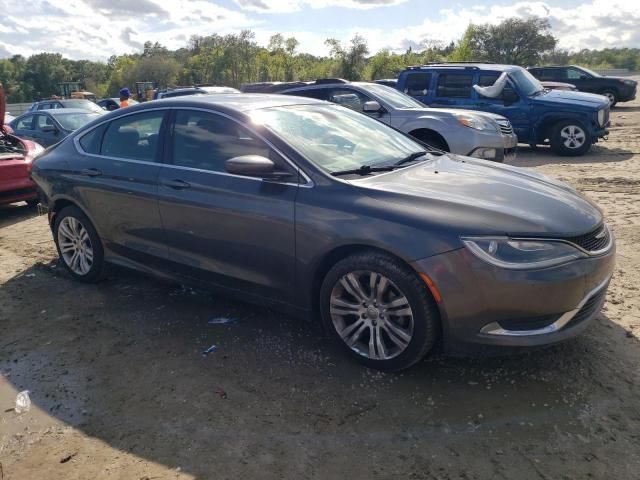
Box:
xmin=567 ymin=67 xmax=589 ymax=80
xmin=404 ymin=73 xmax=432 ymax=96
xmin=436 ymin=74 xmax=473 ymax=98
xmin=537 ymin=69 xmax=561 ymax=81
xmin=477 ymin=74 xmax=517 ymax=100
xmin=285 ymin=88 xmax=327 ymax=100
xmin=16 ymin=115 xmax=35 ymax=130
xmin=101 ymin=111 xmax=165 ymax=161
xmin=171 ymin=110 xmax=280 ymax=174
xmin=327 ymin=89 xmax=371 ymax=112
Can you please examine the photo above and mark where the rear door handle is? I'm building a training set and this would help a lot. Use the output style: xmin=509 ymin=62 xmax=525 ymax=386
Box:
xmin=161 ymin=179 xmax=191 ymax=189
xmin=81 ymin=168 xmax=102 ymax=177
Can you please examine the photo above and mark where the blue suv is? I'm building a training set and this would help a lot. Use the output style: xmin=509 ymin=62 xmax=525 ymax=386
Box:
xmin=395 ymin=63 xmax=610 ymax=156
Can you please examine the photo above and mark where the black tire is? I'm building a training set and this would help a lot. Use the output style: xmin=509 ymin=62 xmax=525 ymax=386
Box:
xmin=25 ymin=199 xmax=39 ymax=208
xmin=550 ymin=120 xmax=592 ymax=156
xmin=319 ymin=250 xmax=440 ymax=371
xmin=412 ymin=131 xmax=449 ymax=152
xmin=53 ymin=205 xmax=106 ymax=283
xmin=601 ymin=90 xmax=617 ymax=107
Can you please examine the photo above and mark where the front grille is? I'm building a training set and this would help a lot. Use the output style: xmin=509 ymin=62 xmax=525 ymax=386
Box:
xmin=565 ymin=287 xmax=607 ymax=329
xmin=563 ymin=224 xmax=611 ymax=253
xmin=497 ymin=120 xmax=513 ymax=135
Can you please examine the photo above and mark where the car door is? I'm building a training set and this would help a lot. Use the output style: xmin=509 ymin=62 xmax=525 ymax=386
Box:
xmin=33 ymin=114 xmax=62 ymax=147
xmin=326 ymin=88 xmax=392 ymax=125
xmin=430 ymin=72 xmax=475 ymax=108
xmin=157 ymin=109 xmax=299 ymax=303
xmin=73 ymin=109 xmax=168 ymax=264
xmin=12 ymin=114 xmax=36 ymax=141
xmin=473 ymin=73 xmax=531 ymax=141
xmin=564 ymin=67 xmax=591 ymax=92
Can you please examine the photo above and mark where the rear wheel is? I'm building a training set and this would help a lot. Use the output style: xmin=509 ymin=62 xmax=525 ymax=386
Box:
xmin=320 ymin=251 xmax=440 ymax=371
xmin=601 ymin=90 xmax=617 ymax=107
xmin=551 ymin=121 xmax=592 ymax=156
xmin=53 ymin=206 xmax=106 ymax=283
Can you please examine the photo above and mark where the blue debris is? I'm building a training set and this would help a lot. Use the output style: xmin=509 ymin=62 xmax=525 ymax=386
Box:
xmin=202 ymin=345 xmax=218 ymax=355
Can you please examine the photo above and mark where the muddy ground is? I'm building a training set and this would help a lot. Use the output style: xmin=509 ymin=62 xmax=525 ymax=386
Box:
xmin=1 ymin=94 xmax=639 ymax=479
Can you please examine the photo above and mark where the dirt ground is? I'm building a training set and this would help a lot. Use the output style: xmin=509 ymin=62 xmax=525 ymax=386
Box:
xmin=1 ymin=93 xmax=639 ymax=480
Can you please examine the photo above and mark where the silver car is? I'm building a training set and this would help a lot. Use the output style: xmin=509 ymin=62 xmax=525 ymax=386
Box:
xmin=276 ymin=80 xmax=518 ymax=162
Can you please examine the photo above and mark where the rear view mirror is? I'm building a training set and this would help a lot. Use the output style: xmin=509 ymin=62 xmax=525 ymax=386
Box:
xmin=225 ymin=155 xmax=292 ymax=179
xmin=363 ymin=101 xmax=382 ymax=113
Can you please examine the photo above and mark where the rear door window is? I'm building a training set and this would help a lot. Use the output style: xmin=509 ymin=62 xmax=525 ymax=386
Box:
xmin=436 ymin=74 xmax=473 ymax=98
xmin=100 ymin=111 xmax=166 ymax=162
xmin=403 ymin=73 xmax=432 ymax=97
xmin=16 ymin=115 xmax=35 ymax=130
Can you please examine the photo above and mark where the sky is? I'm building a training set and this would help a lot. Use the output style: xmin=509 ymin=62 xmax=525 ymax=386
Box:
xmin=0 ymin=0 xmax=639 ymax=61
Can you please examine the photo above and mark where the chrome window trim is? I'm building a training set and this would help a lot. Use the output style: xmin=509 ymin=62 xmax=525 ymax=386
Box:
xmin=72 ymin=106 xmax=314 ymax=187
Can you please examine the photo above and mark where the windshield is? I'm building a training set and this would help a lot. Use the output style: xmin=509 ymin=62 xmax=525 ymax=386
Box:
xmin=509 ymin=68 xmax=545 ymax=96
xmin=577 ymin=66 xmax=600 ymax=77
xmin=362 ymin=84 xmax=425 ymax=109
xmin=56 ymin=112 xmax=100 ymax=130
xmin=63 ymin=100 xmax=105 ymax=113
xmin=251 ymin=104 xmax=425 ymax=173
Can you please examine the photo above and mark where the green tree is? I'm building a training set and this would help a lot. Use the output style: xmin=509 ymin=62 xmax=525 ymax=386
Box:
xmin=23 ymin=53 xmax=69 ymax=99
xmin=451 ymin=25 xmax=477 ymax=62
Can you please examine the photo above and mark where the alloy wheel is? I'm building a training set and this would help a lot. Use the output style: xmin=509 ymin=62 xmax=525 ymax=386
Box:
xmin=560 ymin=125 xmax=586 ymax=149
xmin=57 ymin=216 xmax=94 ymax=276
xmin=329 ymin=270 xmax=414 ymax=360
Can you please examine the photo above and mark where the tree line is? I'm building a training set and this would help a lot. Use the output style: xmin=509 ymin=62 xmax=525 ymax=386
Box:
xmin=1 ymin=17 xmax=639 ymax=103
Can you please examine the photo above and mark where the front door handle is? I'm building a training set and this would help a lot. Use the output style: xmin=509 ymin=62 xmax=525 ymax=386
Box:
xmin=81 ymin=168 xmax=102 ymax=177
xmin=161 ymin=179 xmax=191 ymax=189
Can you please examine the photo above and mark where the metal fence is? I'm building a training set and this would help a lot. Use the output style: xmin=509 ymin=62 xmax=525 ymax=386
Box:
xmin=6 ymin=103 xmax=32 ymax=116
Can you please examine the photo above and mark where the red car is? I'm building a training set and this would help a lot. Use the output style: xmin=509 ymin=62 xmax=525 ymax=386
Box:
xmin=0 ymin=85 xmax=43 ymax=207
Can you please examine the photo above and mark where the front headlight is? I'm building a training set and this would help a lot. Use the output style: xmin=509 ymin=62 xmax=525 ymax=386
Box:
xmin=455 ymin=114 xmax=498 ymax=132
xmin=597 ymin=109 xmax=605 ymax=127
xmin=622 ymin=79 xmax=636 ymax=86
xmin=462 ymin=237 xmax=586 ymax=269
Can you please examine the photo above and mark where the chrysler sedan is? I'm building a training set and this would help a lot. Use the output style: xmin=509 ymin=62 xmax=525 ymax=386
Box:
xmin=30 ymin=95 xmax=615 ymax=370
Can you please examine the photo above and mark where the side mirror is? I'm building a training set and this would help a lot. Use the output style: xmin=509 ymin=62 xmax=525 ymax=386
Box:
xmin=503 ymin=90 xmax=519 ymax=104
xmin=580 ymin=75 xmax=588 ymax=80
xmin=225 ymin=155 xmax=292 ymax=179
xmin=362 ymin=100 xmax=383 ymax=113
xmin=41 ymin=124 xmax=58 ymax=133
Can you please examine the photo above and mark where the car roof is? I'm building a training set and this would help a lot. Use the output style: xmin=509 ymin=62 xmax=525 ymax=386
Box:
xmin=137 ymin=93 xmax=326 ymax=113
xmin=46 ymin=108 xmax=98 ymax=115
xmin=406 ymin=63 xmax=522 ymax=73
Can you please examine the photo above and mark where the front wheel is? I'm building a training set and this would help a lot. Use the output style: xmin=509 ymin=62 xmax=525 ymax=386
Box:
xmin=551 ymin=121 xmax=592 ymax=156
xmin=601 ymin=90 xmax=617 ymax=107
xmin=320 ymin=251 xmax=440 ymax=371
xmin=53 ymin=205 xmax=106 ymax=283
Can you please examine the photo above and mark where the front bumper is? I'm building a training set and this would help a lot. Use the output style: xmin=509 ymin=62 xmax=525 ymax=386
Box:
xmin=412 ymin=241 xmax=615 ymax=352
xmin=467 ymin=132 xmax=518 ymax=163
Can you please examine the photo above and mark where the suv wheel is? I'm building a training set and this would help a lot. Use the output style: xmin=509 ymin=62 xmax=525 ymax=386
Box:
xmin=601 ymin=90 xmax=617 ymax=107
xmin=320 ymin=251 xmax=440 ymax=371
xmin=551 ymin=121 xmax=592 ymax=156
xmin=53 ymin=206 xmax=106 ymax=282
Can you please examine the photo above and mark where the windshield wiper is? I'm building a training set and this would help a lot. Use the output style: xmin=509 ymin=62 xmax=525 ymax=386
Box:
xmin=331 ymin=164 xmax=398 ymax=176
xmin=394 ymin=150 xmax=430 ymax=166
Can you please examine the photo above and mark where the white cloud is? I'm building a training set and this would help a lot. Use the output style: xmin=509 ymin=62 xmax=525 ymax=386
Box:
xmin=234 ymin=0 xmax=409 ymax=14
xmin=0 ymin=0 xmax=638 ymax=61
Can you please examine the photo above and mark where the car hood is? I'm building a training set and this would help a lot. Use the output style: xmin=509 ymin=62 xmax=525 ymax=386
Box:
xmin=354 ymin=154 xmax=602 ymax=237
xmin=398 ymin=106 xmax=507 ymax=122
xmin=531 ymin=89 xmax=609 ymax=109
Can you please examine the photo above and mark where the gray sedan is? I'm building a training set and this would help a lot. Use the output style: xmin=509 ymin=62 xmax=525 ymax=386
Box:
xmin=31 ymin=95 xmax=615 ymax=371
xmin=9 ymin=109 xmax=102 ymax=147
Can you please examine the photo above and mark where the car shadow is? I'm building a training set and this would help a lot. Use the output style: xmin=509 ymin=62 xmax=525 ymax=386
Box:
xmin=1 ymin=262 xmax=639 ymax=478
xmin=0 ymin=203 xmax=43 ymax=229
xmin=508 ymin=144 xmax=634 ymax=168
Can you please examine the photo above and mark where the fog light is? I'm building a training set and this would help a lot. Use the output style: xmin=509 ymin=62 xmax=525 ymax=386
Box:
xmin=470 ymin=148 xmax=497 ymax=159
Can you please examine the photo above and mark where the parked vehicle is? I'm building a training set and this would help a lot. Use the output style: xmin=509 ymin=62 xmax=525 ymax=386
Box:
xmin=540 ymin=81 xmax=577 ymax=91
xmin=9 ymin=109 xmax=101 ymax=147
xmin=528 ymin=65 xmax=637 ymax=106
xmin=198 ymin=86 xmax=241 ymax=94
xmin=395 ymin=63 xmax=610 ymax=156
xmin=243 ymin=79 xmax=518 ymax=162
xmin=28 ymin=98 xmax=105 ymax=114
xmin=31 ymin=95 xmax=615 ymax=370
xmin=0 ymin=85 xmax=43 ymax=207
xmin=97 ymin=98 xmax=140 ymax=111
